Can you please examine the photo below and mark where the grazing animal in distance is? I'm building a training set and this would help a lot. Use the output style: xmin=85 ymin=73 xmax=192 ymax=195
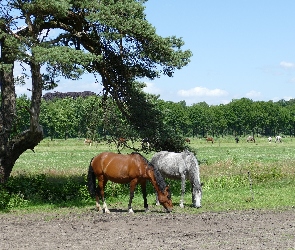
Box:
xmin=275 ymin=136 xmax=282 ymax=143
xmin=206 ymin=137 xmax=214 ymax=143
xmin=246 ymin=136 xmax=255 ymax=143
xmin=268 ymin=137 xmax=272 ymax=143
xmin=116 ymin=137 xmax=128 ymax=152
xmin=117 ymin=137 xmax=127 ymax=147
xmin=87 ymin=152 xmax=173 ymax=213
xmin=185 ymin=138 xmax=191 ymax=143
xmin=235 ymin=137 xmax=239 ymax=143
xmin=84 ymin=139 xmax=92 ymax=146
xmin=151 ymin=150 xmax=202 ymax=208
xmin=141 ymin=137 xmax=150 ymax=150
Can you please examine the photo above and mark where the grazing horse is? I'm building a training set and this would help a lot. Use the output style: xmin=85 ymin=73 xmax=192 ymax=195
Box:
xmin=246 ymin=136 xmax=255 ymax=143
xmin=206 ymin=137 xmax=214 ymax=143
xmin=268 ymin=137 xmax=272 ymax=143
xmin=185 ymin=138 xmax=191 ymax=143
xmin=117 ymin=137 xmax=127 ymax=147
xmin=275 ymin=136 xmax=282 ymax=143
xmin=141 ymin=137 xmax=150 ymax=150
xmin=87 ymin=152 xmax=173 ymax=213
xmin=151 ymin=150 xmax=202 ymax=208
xmin=84 ymin=139 xmax=92 ymax=146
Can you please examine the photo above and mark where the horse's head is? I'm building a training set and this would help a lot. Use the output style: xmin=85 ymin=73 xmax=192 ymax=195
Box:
xmin=149 ymin=165 xmax=173 ymax=212
xmin=157 ymin=186 xmax=173 ymax=212
xmin=192 ymin=185 xmax=202 ymax=208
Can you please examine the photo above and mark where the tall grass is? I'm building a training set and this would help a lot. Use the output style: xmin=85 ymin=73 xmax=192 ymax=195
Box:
xmin=1 ymin=137 xmax=295 ymax=213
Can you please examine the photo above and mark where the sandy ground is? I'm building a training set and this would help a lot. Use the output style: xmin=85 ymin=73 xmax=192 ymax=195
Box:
xmin=1 ymin=208 xmax=295 ymax=250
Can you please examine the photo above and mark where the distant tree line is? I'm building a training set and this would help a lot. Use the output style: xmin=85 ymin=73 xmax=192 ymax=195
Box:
xmin=14 ymin=93 xmax=295 ymax=143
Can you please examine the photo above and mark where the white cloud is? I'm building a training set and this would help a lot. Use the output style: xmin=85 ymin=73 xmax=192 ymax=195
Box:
xmin=271 ymin=96 xmax=294 ymax=102
xmin=177 ymin=86 xmax=228 ymax=97
xmin=245 ymin=90 xmax=261 ymax=98
xmin=143 ymin=82 xmax=161 ymax=95
xmin=284 ymin=96 xmax=293 ymax=101
xmin=280 ymin=61 xmax=295 ymax=69
xmin=220 ymin=99 xmax=231 ymax=105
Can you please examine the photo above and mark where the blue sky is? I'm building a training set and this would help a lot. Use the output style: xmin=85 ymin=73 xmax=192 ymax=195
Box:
xmin=15 ymin=1 xmax=295 ymax=105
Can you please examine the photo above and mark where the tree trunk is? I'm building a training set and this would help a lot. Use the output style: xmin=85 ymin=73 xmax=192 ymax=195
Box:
xmin=0 ymin=38 xmax=43 ymax=185
xmin=0 ymin=44 xmax=16 ymax=183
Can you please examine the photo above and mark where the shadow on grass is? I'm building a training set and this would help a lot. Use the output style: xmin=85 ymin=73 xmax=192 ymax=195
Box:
xmin=1 ymin=173 xmax=196 ymax=212
xmin=1 ymin=174 xmax=92 ymax=210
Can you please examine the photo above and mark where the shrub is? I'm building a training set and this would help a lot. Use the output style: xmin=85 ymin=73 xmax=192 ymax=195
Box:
xmin=0 ymin=187 xmax=10 ymax=210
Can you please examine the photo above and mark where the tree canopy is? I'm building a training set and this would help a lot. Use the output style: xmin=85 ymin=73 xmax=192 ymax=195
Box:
xmin=0 ymin=0 xmax=192 ymax=183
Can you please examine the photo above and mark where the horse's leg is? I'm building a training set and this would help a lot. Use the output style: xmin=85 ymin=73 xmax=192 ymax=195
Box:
xmin=95 ymin=176 xmax=103 ymax=212
xmin=155 ymin=191 xmax=160 ymax=206
xmin=180 ymin=174 xmax=186 ymax=208
xmin=191 ymin=183 xmax=195 ymax=205
xmin=140 ymin=181 xmax=149 ymax=212
xmin=95 ymin=193 xmax=101 ymax=212
xmin=102 ymin=180 xmax=110 ymax=213
xmin=98 ymin=177 xmax=110 ymax=213
xmin=128 ymin=179 xmax=138 ymax=213
xmin=155 ymin=173 xmax=164 ymax=206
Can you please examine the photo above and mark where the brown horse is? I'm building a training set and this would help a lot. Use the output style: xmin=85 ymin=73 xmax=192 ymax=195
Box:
xmin=118 ymin=137 xmax=127 ymax=145
xmin=206 ymin=137 xmax=214 ymax=143
xmin=246 ymin=136 xmax=255 ymax=143
xmin=87 ymin=152 xmax=173 ymax=213
xmin=185 ymin=138 xmax=191 ymax=143
xmin=84 ymin=138 xmax=92 ymax=146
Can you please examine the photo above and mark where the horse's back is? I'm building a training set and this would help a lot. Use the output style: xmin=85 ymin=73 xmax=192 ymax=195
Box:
xmin=91 ymin=152 xmax=145 ymax=183
xmin=151 ymin=151 xmax=185 ymax=179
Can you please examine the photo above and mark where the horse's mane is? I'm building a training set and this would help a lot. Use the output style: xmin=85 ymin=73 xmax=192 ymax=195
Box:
xmin=131 ymin=152 xmax=168 ymax=193
xmin=131 ymin=152 xmax=150 ymax=165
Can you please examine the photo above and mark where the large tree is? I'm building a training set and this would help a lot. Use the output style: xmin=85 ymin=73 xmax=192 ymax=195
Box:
xmin=0 ymin=0 xmax=192 ymax=183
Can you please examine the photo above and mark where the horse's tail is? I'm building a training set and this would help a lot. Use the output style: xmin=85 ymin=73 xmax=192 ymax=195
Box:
xmin=87 ymin=158 xmax=97 ymax=198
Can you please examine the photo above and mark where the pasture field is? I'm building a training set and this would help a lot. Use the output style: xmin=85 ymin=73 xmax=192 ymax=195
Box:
xmin=3 ymin=136 xmax=295 ymax=213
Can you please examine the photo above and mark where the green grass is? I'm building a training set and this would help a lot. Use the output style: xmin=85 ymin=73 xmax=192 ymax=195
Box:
xmin=1 ymin=136 xmax=295 ymax=213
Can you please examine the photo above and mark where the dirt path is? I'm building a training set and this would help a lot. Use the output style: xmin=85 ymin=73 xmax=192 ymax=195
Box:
xmin=1 ymin=209 xmax=295 ymax=249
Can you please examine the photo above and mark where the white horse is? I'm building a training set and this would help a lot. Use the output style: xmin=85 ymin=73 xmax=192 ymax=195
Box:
xmin=246 ymin=136 xmax=255 ymax=143
xmin=141 ymin=137 xmax=150 ymax=151
xmin=275 ymin=136 xmax=282 ymax=143
xmin=268 ymin=137 xmax=272 ymax=143
xmin=150 ymin=150 xmax=202 ymax=208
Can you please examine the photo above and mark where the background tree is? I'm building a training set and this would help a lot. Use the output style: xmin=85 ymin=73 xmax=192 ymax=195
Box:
xmin=188 ymin=102 xmax=210 ymax=138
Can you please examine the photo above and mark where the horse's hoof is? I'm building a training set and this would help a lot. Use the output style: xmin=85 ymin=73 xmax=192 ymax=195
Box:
xmin=128 ymin=208 xmax=134 ymax=213
xmin=145 ymin=208 xmax=150 ymax=213
xmin=180 ymin=204 xmax=184 ymax=208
